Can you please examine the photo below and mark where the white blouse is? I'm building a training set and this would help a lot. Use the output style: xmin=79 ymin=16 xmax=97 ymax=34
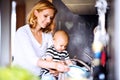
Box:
xmin=12 ymin=24 xmax=53 ymax=75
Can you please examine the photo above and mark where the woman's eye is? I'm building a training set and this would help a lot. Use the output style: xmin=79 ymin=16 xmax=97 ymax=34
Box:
xmin=44 ymin=15 xmax=47 ymax=18
xmin=44 ymin=15 xmax=53 ymax=20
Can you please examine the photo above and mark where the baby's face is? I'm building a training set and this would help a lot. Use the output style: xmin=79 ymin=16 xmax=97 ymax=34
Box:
xmin=54 ymin=37 xmax=68 ymax=52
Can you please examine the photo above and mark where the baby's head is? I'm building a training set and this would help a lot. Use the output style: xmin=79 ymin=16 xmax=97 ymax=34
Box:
xmin=53 ymin=30 xmax=69 ymax=52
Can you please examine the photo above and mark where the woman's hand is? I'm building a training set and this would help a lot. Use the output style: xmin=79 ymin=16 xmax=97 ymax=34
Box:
xmin=49 ymin=69 xmax=59 ymax=77
xmin=55 ymin=62 xmax=70 ymax=72
xmin=37 ymin=59 xmax=69 ymax=72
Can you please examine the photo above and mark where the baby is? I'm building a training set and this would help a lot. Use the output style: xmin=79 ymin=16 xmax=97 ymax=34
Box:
xmin=41 ymin=30 xmax=73 ymax=80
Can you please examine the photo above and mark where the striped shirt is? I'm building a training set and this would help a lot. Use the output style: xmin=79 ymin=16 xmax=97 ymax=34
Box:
xmin=41 ymin=46 xmax=70 ymax=75
xmin=45 ymin=46 xmax=70 ymax=61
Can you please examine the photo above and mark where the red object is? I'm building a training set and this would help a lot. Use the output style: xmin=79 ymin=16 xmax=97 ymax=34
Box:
xmin=101 ymin=50 xmax=106 ymax=67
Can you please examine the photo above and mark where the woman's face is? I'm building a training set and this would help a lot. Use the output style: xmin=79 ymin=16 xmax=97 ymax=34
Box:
xmin=34 ymin=9 xmax=55 ymax=28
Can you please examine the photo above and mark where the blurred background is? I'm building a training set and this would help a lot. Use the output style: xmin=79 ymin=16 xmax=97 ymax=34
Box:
xmin=0 ymin=0 xmax=120 ymax=80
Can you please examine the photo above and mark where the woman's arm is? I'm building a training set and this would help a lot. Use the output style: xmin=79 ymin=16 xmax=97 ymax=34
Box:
xmin=13 ymin=28 xmax=39 ymax=66
xmin=37 ymin=59 xmax=69 ymax=72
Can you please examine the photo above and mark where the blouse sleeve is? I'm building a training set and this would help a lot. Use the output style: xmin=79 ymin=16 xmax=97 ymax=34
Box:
xmin=13 ymin=29 xmax=39 ymax=67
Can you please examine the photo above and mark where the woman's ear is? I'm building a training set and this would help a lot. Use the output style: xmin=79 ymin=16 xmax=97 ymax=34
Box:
xmin=34 ymin=10 xmax=38 ymax=17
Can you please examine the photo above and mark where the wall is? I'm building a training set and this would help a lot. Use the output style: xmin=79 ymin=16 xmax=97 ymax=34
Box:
xmin=114 ymin=0 xmax=120 ymax=80
xmin=0 ymin=0 xmax=11 ymax=66
xmin=53 ymin=0 xmax=115 ymax=79
xmin=53 ymin=0 xmax=98 ymax=63
xmin=106 ymin=2 xmax=115 ymax=79
xmin=25 ymin=0 xmax=39 ymax=20
xmin=16 ymin=0 xmax=25 ymax=30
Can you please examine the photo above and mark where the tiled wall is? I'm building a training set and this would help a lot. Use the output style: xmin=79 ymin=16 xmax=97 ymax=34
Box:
xmin=53 ymin=0 xmax=98 ymax=63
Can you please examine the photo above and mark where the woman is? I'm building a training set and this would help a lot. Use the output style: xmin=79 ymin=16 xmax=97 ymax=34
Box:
xmin=12 ymin=0 xmax=69 ymax=77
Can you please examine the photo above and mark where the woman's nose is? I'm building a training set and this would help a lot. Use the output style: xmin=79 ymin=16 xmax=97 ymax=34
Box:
xmin=46 ymin=17 xmax=51 ymax=23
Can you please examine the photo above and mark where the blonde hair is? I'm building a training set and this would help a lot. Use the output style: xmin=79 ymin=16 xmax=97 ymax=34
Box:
xmin=27 ymin=0 xmax=57 ymax=33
